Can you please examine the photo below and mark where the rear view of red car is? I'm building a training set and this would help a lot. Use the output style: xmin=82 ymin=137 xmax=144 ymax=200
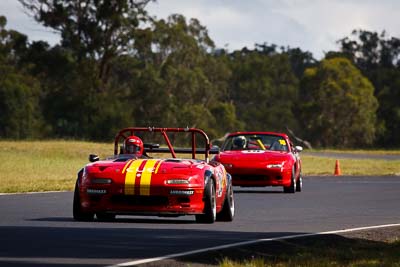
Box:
xmin=213 ymin=132 xmax=303 ymax=193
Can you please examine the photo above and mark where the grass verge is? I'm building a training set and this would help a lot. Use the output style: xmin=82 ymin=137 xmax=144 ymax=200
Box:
xmin=301 ymin=155 xmax=400 ymax=176
xmin=0 ymin=140 xmax=111 ymax=193
xmin=216 ymin=236 xmax=400 ymax=267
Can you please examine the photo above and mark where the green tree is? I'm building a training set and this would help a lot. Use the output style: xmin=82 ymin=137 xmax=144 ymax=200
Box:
xmin=17 ymin=1 xmax=153 ymax=139
xmin=298 ymin=57 xmax=378 ymax=147
xmin=109 ymin=14 xmax=238 ymax=139
xmin=108 ymin=55 xmax=169 ymax=127
xmin=282 ymin=47 xmax=317 ymax=79
xmin=338 ymin=30 xmax=400 ymax=147
xmin=19 ymin=0 xmax=153 ymax=89
xmin=0 ymin=16 xmax=44 ymax=138
xmin=227 ymin=48 xmax=299 ymax=133
xmin=0 ymin=64 xmax=44 ymax=138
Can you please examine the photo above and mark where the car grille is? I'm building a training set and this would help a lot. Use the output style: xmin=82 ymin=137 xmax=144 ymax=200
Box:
xmin=110 ymin=195 xmax=169 ymax=206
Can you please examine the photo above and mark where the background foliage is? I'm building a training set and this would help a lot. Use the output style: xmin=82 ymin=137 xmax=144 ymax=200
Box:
xmin=0 ymin=1 xmax=399 ymax=148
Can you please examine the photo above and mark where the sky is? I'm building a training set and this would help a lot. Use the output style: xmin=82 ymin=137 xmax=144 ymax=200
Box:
xmin=1 ymin=0 xmax=399 ymax=59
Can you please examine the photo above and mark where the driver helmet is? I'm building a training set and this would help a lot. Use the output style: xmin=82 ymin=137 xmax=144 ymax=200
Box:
xmin=124 ymin=135 xmax=144 ymax=157
xmin=233 ymin=135 xmax=247 ymax=149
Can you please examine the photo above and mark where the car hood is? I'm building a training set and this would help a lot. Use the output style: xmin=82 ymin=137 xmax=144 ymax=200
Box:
xmin=82 ymin=158 xmax=210 ymax=195
xmin=85 ymin=158 xmax=206 ymax=176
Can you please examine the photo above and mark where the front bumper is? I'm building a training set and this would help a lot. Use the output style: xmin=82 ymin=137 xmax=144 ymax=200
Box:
xmin=225 ymin=166 xmax=292 ymax=187
xmin=79 ymin=185 xmax=205 ymax=215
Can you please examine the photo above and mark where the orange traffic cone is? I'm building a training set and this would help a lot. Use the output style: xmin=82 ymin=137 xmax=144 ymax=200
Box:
xmin=334 ymin=159 xmax=341 ymax=176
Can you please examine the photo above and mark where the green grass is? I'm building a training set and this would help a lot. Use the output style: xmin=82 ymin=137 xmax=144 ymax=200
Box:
xmin=0 ymin=140 xmax=399 ymax=193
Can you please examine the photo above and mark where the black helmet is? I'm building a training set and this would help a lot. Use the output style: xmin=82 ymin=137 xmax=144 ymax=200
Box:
xmin=233 ymin=136 xmax=246 ymax=149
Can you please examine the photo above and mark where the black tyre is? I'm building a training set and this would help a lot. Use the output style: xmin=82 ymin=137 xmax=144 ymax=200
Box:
xmin=283 ymin=167 xmax=296 ymax=193
xmin=216 ymin=182 xmax=235 ymax=222
xmin=296 ymin=172 xmax=303 ymax=192
xmin=73 ymin=181 xmax=94 ymax=221
xmin=195 ymin=179 xmax=216 ymax=223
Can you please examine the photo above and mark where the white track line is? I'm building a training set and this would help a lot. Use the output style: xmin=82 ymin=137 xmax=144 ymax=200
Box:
xmin=109 ymin=223 xmax=400 ymax=267
xmin=0 ymin=191 xmax=69 ymax=196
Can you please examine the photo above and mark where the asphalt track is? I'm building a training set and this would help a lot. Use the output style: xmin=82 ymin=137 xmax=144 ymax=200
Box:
xmin=1 ymin=176 xmax=400 ymax=266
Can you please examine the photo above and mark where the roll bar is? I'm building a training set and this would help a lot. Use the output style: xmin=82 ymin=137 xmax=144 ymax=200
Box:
xmin=114 ymin=127 xmax=217 ymax=162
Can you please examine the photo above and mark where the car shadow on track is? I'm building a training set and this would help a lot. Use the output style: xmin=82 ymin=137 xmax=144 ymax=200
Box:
xmin=29 ymin=217 xmax=198 ymax=224
xmin=233 ymin=188 xmax=284 ymax=194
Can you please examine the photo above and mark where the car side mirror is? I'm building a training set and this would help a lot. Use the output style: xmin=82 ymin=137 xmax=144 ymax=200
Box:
xmin=295 ymin=146 xmax=303 ymax=152
xmin=89 ymin=154 xmax=100 ymax=162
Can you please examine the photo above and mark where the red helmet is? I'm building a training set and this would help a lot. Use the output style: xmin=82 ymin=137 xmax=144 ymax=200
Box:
xmin=124 ymin=136 xmax=144 ymax=157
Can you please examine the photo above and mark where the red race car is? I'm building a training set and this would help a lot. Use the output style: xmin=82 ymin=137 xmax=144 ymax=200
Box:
xmin=73 ymin=127 xmax=234 ymax=223
xmin=213 ymin=132 xmax=303 ymax=193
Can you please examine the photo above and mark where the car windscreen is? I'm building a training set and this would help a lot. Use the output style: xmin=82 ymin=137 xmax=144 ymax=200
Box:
xmin=221 ymin=134 xmax=288 ymax=152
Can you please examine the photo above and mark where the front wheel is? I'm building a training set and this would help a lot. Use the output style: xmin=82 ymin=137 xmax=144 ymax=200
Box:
xmin=283 ymin=167 xmax=296 ymax=193
xmin=196 ymin=179 xmax=216 ymax=223
xmin=216 ymin=183 xmax=235 ymax=222
xmin=73 ymin=180 xmax=94 ymax=221
xmin=296 ymin=173 xmax=303 ymax=192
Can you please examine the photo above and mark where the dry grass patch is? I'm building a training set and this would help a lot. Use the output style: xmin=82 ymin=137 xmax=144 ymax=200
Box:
xmin=301 ymin=155 xmax=400 ymax=176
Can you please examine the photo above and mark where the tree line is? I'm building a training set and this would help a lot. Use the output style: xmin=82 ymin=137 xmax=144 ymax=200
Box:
xmin=0 ymin=0 xmax=399 ymax=148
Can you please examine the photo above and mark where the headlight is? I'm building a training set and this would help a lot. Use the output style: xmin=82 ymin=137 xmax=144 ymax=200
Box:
xmin=267 ymin=162 xmax=284 ymax=168
xmin=166 ymin=179 xmax=189 ymax=184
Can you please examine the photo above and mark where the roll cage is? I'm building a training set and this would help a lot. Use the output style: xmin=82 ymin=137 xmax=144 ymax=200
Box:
xmin=114 ymin=127 xmax=218 ymax=162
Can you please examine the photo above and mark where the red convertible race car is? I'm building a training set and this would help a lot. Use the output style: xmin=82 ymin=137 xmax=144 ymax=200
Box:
xmin=73 ymin=127 xmax=234 ymax=223
xmin=213 ymin=132 xmax=303 ymax=193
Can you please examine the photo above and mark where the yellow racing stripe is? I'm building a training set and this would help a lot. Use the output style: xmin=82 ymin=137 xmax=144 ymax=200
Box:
xmin=122 ymin=159 xmax=133 ymax=174
xmin=140 ymin=159 xmax=159 ymax=196
xmin=124 ymin=159 xmax=146 ymax=195
xmin=154 ymin=159 xmax=163 ymax=174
